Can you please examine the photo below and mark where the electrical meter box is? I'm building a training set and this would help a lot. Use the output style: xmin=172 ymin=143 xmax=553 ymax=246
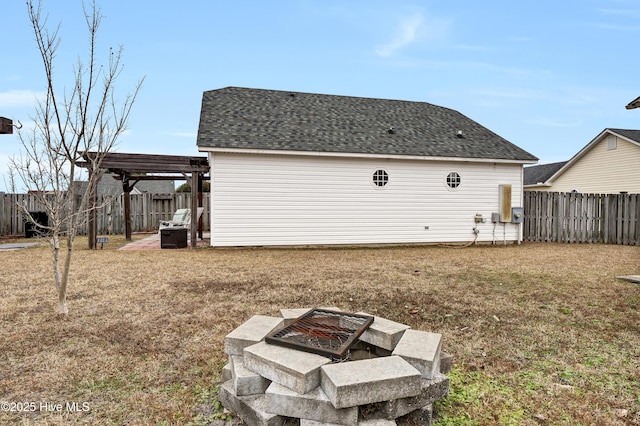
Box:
xmin=511 ymin=207 xmax=524 ymax=224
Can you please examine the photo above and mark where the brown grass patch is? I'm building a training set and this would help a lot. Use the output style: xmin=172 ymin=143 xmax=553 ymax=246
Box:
xmin=0 ymin=239 xmax=638 ymax=425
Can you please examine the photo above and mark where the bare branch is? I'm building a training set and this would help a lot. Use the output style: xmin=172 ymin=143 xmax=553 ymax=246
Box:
xmin=14 ymin=0 xmax=144 ymax=315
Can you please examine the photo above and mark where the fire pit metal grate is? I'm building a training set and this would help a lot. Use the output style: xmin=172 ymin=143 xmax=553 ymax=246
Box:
xmin=265 ymin=308 xmax=374 ymax=359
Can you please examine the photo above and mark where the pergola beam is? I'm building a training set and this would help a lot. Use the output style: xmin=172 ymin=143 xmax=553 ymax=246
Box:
xmin=625 ymin=96 xmax=640 ymax=110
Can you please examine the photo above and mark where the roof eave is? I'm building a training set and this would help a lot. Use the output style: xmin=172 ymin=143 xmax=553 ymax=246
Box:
xmin=524 ymin=183 xmax=552 ymax=189
xmin=198 ymin=146 xmax=538 ymax=164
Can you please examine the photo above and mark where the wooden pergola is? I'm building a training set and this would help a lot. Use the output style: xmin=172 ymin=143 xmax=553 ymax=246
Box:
xmin=79 ymin=152 xmax=209 ymax=249
xmin=626 ymin=96 xmax=640 ymax=110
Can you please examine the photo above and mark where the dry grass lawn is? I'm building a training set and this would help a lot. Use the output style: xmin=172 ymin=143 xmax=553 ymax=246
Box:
xmin=0 ymin=236 xmax=639 ymax=425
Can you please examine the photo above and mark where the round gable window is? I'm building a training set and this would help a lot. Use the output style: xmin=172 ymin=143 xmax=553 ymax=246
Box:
xmin=372 ymin=169 xmax=389 ymax=187
xmin=446 ymin=171 xmax=461 ymax=189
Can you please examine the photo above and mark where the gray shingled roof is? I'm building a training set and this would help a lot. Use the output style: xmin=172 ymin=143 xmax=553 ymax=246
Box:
xmin=608 ymin=128 xmax=640 ymax=143
xmin=523 ymin=161 xmax=567 ymax=186
xmin=197 ymin=87 xmax=538 ymax=162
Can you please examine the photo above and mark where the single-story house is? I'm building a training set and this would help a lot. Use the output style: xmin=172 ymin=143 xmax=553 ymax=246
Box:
xmin=524 ymin=128 xmax=640 ymax=193
xmin=196 ymin=87 xmax=538 ymax=247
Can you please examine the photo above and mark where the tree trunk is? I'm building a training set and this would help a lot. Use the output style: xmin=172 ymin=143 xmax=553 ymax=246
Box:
xmin=58 ymin=236 xmax=73 ymax=315
xmin=51 ymin=234 xmax=62 ymax=292
xmin=58 ymin=288 xmax=68 ymax=315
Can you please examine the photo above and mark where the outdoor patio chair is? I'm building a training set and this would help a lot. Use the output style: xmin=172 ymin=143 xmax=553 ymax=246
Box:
xmin=159 ymin=208 xmax=190 ymax=230
xmin=158 ymin=207 xmax=204 ymax=231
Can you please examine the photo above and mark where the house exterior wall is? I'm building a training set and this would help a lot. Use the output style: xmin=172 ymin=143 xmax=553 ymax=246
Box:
xmin=208 ymin=152 xmax=524 ymax=247
xmin=536 ymin=136 xmax=640 ymax=193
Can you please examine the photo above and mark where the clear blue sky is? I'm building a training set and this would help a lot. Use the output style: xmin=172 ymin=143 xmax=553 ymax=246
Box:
xmin=1 ymin=1 xmax=639 ymax=191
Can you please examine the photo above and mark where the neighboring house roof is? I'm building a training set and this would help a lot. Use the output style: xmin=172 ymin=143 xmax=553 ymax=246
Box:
xmin=76 ymin=173 xmax=175 ymax=195
xmin=524 ymin=161 xmax=567 ymax=186
xmin=524 ymin=128 xmax=640 ymax=190
xmin=197 ymin=87 xmax=538 ymax=163
xmin=608 ymin=128 xmax=640 ymax=142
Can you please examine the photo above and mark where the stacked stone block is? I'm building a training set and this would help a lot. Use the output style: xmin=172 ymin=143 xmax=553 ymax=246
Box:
xmin=219 ymin=310 xmax=451 ymax=425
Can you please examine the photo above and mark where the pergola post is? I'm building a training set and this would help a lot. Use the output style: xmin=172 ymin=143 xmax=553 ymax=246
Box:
xmin=197 ymin=173 xmax=204 ymax=240
xmin=88 ymin=198 xmax=97 ymax=249
xmin=87 ymin=169 xmax=97 ymax=249
xmin=123 ymin=175 xmax=132 ymax=242
xmin=190 ymin=172 xmax=198 ymax=249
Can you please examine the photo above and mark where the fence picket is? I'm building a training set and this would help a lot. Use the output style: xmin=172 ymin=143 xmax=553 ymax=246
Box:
xmin=522 ymin=191 xmax=639 ymax=245
xmin=0 ymin=193 xmax=210 ymax=236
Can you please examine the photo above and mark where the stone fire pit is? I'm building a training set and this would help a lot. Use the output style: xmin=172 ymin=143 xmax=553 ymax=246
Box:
xmin=219 ymin=307 xmax=451 ymax=425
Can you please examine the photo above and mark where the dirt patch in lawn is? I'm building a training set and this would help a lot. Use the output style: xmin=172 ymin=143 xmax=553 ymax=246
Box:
xmin=0 ymin=239 xmax=638 ymax=425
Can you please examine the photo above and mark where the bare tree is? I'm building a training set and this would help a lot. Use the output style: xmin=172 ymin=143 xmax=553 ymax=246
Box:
xmin=10 ymin=0 xmax=144 ymax=315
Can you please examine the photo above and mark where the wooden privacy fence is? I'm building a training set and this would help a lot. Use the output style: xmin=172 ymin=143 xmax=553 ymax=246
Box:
xmin=3 ymin=191 xmax=639 ymax=245
xmin=523 ymin=191 xmax=640 ymax=245
xmin=0 ymin=193 xmax=210 ymax=236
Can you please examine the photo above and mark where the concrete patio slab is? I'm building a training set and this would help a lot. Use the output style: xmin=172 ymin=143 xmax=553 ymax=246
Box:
xmin=118 ymin=232 xmax=210 ymax=250
xmin=617 ymin=275 xmax=640 ymax=284
xmin=0 ymin=242 xmax=39 ymax=251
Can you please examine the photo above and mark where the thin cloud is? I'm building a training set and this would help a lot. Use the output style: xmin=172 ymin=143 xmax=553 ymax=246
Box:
xmin=595 ymin=8 xmax=640 ymax=17
xmin=0 ymin=90 xmax=43 ymax=108
xmin=590 ymin=7 xmax=640 ymax=31
xmin=595 ymin=23 xmax=640 ymax=31
xmin=376 ymin=12 xmax=430 ymax=57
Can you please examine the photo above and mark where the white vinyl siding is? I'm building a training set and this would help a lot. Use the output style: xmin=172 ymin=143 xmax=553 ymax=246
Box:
xmin=209 ymin=153 xmax=523 ymax=247
xmin=539 ymin=136 xmax=640 ymax=194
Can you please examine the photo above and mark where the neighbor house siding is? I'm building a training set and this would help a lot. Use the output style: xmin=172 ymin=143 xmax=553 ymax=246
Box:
xmin=538 ymin=137 xmax=640 ymax=193
xmin=208 ymin=153 xmax=524 ymax=246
